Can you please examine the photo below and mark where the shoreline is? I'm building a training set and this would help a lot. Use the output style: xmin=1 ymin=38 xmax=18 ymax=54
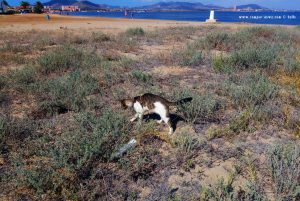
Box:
xmin=0 ymin=14 xmax=295 ymax=32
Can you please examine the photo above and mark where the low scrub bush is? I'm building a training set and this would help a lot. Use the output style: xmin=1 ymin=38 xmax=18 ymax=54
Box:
xmin=172 ymin=45 xmax=203 ymax=66
xmin=197 ymin=32 xmax=232 ymax=51
xmin=0 ymin=75 xmax=7 ymax=90
xmin=91 ymin=32 xmax=111 ymax=42
xmin=267 ymin=143 xmax=300 ymax=200
xmin=103 ymin=64 xmax=126 ymax=86
xmin=197 ymin=27 xmax=279 ymax=52
xmin=131 ymin=70 xmax=152 ymax=83
xmin=212 ymin=45 xmax=279 ymax=72
xmin=212 ymin=55 xmax=233 ymax=73
xmin=230 ymin=45 xmax=279 ymax=70
xmin=200 ymin=175 xmax=266 ymax=201
xmin=9 ymin=66 xmax=37 ymax=90
xmin=125 ymin=27 xmax=145 ymax=36
xmin=173 ymin=133 xmax=200 ymax=153
xmin=174 ymin=90 xmax=221 ymax=124
xmin=37 ymin=46 xmax=101 ymax=74
xmin=228 ymin=110 xmax=252 ymax=134
xmin=223 ymin=73 xmax=278 ymax=108
xmin=0 ymin=115 xmax=8 ymax=150
xmin=50 ymin=109 xmax=130 ymax=170
xmin=16 ymin=109 xmax=130 ymax=198
xmin=281 ymin=48 xmax=300 ymax=75
xmin=37 ymin=70 xmax=100 ymax=115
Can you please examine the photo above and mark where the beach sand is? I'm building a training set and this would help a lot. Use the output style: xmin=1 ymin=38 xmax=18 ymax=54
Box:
xmin=0 ymin=13 xmax=256 ymax=33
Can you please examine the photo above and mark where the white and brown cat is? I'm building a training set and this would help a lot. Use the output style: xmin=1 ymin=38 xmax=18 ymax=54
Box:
xmin=120 ymin=93 xmax=192 ymax=134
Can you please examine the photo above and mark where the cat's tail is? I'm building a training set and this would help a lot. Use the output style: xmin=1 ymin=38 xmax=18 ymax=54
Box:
xmin=168 ymin=97 xmax=193 ymax=106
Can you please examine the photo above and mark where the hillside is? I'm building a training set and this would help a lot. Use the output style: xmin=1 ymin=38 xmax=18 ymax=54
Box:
xmin=237 ymin=4 xmax=265 ymax=10
xmin=134 ymin=1 xmax=224 ymax=10
xmin=43 ymin=0 xmax=114 ymax=10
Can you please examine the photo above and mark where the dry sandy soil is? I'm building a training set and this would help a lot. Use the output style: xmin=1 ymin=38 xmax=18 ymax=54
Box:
xmin=0 ymin=13 xmax=260 ymax=33
xmin=0 ymin=14 xmax=201 ymax=32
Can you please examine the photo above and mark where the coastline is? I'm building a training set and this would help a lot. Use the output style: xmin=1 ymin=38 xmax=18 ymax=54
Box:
xmin=0 ymin=13 xmax=294 ymax=33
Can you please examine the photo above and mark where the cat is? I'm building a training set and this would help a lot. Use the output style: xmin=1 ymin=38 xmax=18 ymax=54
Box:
xmin=120 ymin=93 xmax=192 ymax=134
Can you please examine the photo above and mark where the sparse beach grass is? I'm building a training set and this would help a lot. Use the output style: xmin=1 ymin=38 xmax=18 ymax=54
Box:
xmin=0 ymin=25 xmax=299 ymax=200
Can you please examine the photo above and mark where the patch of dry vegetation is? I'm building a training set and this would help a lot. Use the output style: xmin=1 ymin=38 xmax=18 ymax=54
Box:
xmin=0 ymin=26 xmax=299 ymax=200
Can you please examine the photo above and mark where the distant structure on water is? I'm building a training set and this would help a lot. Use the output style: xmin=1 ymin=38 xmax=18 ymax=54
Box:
xmin=206 ymin=10 xmax=217 ymax=23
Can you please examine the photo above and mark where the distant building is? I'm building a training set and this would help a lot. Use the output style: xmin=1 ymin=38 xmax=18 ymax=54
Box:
xmin=15 ymin=5 xmax=33 ymax=13
xmin=43 ymin=6 xmax=52 ymax=13
xmin=61 ymin=5 xmax=80 ymax=12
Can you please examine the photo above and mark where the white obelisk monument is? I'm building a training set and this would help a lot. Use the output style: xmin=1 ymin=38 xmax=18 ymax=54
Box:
xmin=206 ymin=10 xmax=217 ymax=23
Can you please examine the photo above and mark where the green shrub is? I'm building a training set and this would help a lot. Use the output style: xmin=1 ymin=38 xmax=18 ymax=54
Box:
xmin=200 ymin=176 xmax=235 ymax=201
xmin=173 ymin=133 xmax=199 ymax=153
xmin=131 ymin=70 xmax=152 ymax=83
xmin=103 ymin=64 xmax=126 ymax=86
xmin=16 ymin=110 xmax=129 ymax=197
xmin=0 ymin=115 xmax=8 ymax=149
xmin=37 ymin=46 xmax=83 ymax=74
xmin=50 ymin=109 xmax=130 ymax=170
xmin=230 ymin=45 xmax=279 ymax=70
xmin=38 ymin=70 xmax=100 ymax=115
xmin=175 ymin=91 xmax=221 ymax=124
xmin=125 ymin=27 xmax=145 ymax=36
xmin=18 ymin=164 xmax=57 ymax=195
xmin=91 ymin=32 xmax=111 ymax=42
xmin=229 ymin=110 xmax=252 ymax=134
xmin=251 ymin=105 xmax=275 ymax=125
xmin=223 ymin=73 xmax=278 ymax=108
xmin=281 ymin=48 xmax=300 ymax=75
xmin=267 ymin=143 xmax=300 ymax=200
xmin=212 ymin=55 xmax=233 ymax=73
xmin=197 ymin=27 xmax=278 ymax=52
xmin=200 ymin=176 xmax=267 ymax=201
xmin=118 ymin=56 xmax=134 ymax=69
xmin=9 ymin=66 xmax=37 ymax=90
xmin=0 ymin=75 xmax=7 ymax=90
xmin=172 ymin=45 xmax=203 ymax=66
xmin=198 ymin=32 xmax=232 ymax=51
xmin=37 ymin=46 xmax=101 ymax=74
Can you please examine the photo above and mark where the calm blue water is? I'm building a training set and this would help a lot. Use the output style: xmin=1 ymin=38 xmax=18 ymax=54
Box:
xmin=68 ymin=11 xmax=300 ymax=25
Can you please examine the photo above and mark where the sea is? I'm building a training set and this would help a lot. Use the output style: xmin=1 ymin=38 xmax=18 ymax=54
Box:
xmin=68 ymin=11 xmax=300 ymax=26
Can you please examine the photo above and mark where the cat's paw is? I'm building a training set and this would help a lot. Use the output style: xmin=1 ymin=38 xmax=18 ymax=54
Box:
xmin=156 ymin=119 xmax=163 ymax=124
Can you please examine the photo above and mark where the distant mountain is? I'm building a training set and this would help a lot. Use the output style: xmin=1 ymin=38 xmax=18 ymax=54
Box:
xmin=71 ymin=1 xmax=101 ymax=10
xmin=43 ymin=0 xmax=267 ymax=11
xmin=44 ymin=0 xmax=77 ymax=7
xmin=134 ymin=1 xmax=224 ymax=10
xmin=237 ymin=4 xmax=266 ymax=10
xmin=43 ymin=0 xmax=116 ymax=10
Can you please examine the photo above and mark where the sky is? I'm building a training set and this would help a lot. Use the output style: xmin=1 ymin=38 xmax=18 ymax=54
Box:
xmin=6 ymin=0 xmax=300 ymax=10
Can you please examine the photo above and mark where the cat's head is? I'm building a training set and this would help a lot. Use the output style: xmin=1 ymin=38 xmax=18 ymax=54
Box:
xmin=120 ymin=99 xmax=133 ymax=109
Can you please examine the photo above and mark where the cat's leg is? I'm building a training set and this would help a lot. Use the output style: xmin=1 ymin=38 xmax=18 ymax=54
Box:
xmin=157 ymin=108 xmax=173 ymax=134
xmin=130 ymin=113 xmax=139 ymax=122
xmin=163 ymin=116 xmax=173 ymax=135
xmin=156 ymin=119 xmax=163 ymax=124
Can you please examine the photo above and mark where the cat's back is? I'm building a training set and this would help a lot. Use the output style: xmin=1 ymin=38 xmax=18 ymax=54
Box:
xmin=135 ymin=93 xmax=170 ymax=107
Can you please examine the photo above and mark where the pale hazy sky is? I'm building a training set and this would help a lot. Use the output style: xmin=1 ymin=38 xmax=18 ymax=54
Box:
xmin=7 ymin=0 xmax=300 ymax=10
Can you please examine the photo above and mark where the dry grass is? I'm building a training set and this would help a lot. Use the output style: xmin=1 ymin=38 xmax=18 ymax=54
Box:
xmin=0 ymin=25 xmax=299 ymax=201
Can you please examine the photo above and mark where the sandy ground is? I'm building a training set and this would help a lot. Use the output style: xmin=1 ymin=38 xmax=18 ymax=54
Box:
xmin=0 ymin=13 xmax=259 ymax=33
xmin=0 ymin=14 xmax=202 ymax=32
